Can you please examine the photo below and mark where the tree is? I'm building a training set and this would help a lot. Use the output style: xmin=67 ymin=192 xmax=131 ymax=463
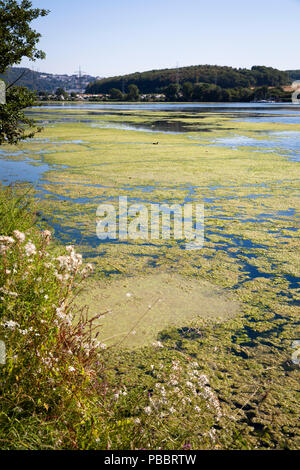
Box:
xmin=109 ymin=88 xmax=124 ymax=101
xmin=254 ymin=85 xmax=269 ymax=100
xmin=164 ymin=83 xmax=180 ymax=101
xmin=192 ymin=83 xmax=206 ymax=101
xmin=0 ymin=86 xmax=40 ymax=144
xmin=55 ymin=87 xmax=69 ymax=100
xmin=182 ymin=82 xmax=193 ymax=101
xmin=0 ymin=0 xmax=49 ymax=74
xmin=0 ymin=1 xmax=49 ymax=144
xmin=126 ymin=84 xmax=139 ymax=101
xmin=37 ymin=90 xmax=50 ymax=101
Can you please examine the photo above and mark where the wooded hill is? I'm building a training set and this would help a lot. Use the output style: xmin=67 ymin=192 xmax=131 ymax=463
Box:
xmin=86 ymin=65 xmax=290 ymax=94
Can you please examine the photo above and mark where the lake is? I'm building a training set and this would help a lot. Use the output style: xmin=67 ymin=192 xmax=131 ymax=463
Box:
xmin=0 ymin=101 xmax=299 ymax=347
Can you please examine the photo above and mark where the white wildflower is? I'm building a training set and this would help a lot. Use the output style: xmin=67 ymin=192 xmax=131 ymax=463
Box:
xmin=13 ymin=230 xmax=25 ymax=243
xmin=57 ymin=248 xmax=82 ymax=272
xmin=200 ymin=388 xmax=222 ymax=419
xmin=0 ymin=236 xmax=14 ymax=254
xmin=81 ymin=263 xmax=94 ymax=277
xmin=2 ymin=320 xmax=19 ymax=330
xmin=198 ymin=374 xmax=209 ymax=386
xmin=42 ymin=230 xmax=51 ymax=242
xmin=54 ymin=272 xmax=64 ymax=282
xmin=0 ymin=287 xmax=18 ymax=297
xmin=55 ymin=304 xmax=73 ymax=325
xmin=41 ymin=357 xmax=52 ymax=366
xmin=24 ymin=241 xmax=36 ymax=257
xmin=0 ymin=236 xmax=14 ymax=245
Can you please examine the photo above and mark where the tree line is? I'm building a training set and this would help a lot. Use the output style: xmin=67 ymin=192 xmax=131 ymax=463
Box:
xmin=86 ymin=64 xmax=290 ymax=95
xmin=97 ymin=82 xmax=289 ymax=103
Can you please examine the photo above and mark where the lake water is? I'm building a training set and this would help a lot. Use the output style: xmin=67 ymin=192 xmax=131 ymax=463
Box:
xmin=31 ymin=101 xmax=300 ymax=122
xmin=1 ymin=102 xmax=300 ymax=185
xmin=0 ymin=102 xmax=299 ymax=290
xmin=32 ymin=102 xmax=300 ymax=114
xmin=27 ymin=102 xmax=300 ymax=162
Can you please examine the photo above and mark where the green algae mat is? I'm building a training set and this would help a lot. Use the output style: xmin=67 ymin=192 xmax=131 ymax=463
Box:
xmin=1 ymin=106 xmax=299 ymax=339
xmin=78 ymin=273 xmax=240 ymax=348
xmin=0 ymin=104 xmax=299 ymax=447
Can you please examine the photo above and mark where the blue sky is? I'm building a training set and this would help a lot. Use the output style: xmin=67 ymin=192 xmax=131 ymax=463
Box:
xmin=20 ymin=0 xmax=300 ymax=77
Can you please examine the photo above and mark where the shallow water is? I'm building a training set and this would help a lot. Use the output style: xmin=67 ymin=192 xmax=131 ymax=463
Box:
xmin=0 ymin=104 xmax=299 ymax=292
xmin=31 ymin=102 xmax=300 ymax=124
xmin=32 ymin=102 xmax=300 ymax=112
xmin=203 ymin=131 xmax=300 ymax=162
xmin=0 ymin=156 xmax=51 ymax=185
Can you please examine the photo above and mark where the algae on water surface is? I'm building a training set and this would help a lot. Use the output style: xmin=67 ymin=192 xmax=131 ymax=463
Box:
xmin=0 ymin=105 xmax=299 ymax=447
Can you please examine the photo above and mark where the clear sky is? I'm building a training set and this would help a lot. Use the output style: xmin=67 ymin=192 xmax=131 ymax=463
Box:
xmin=20 ymin=0 xmax=300 ymax=77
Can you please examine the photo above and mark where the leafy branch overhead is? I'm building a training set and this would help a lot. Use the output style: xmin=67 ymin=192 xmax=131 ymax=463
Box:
xmin=0 ymin=0 xmax=49 ymax=74
xmin=0 ymin=86 xmax=41 ymax=145
xmin=0 ymin=0 xmax=49 ymax=144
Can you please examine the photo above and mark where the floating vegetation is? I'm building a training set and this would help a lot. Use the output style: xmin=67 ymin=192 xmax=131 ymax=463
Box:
xmin=0 ymin=104 xmax=299 ymax=448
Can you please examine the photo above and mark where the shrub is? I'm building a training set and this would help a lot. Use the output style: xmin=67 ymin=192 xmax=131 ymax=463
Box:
xmin=0 ymin=191 xmax=110 ymax=448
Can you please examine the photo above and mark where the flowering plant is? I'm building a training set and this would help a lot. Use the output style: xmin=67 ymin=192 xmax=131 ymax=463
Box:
xmin=0 ymin=226 xmax=107 ymax=429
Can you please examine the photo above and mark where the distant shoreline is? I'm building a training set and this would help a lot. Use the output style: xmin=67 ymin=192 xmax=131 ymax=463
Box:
xmin=33 ymin=100 xmax=293 ymax=106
